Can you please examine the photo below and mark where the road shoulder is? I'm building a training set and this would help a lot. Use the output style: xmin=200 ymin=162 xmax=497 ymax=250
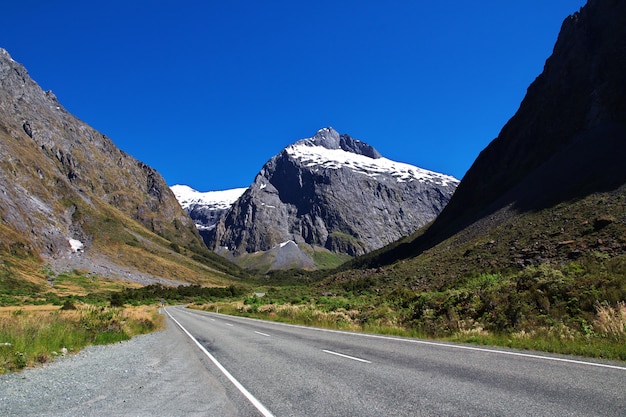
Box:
xmin=0 ymin=311 xmax=238 ymax=416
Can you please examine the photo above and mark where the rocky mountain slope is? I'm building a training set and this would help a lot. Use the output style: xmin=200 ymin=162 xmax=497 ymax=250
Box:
xmin=203 ymin=127 xmax=458 ymax=271
xmin=0 ymin=48 xmax=239 ymax=286
xmin=346 ymin=0 xmax=626 ymax=275
xmin=426 ymin=0 xmax=626 ymax=246
xmin=311 ymin=0 xmax=626 ymax=342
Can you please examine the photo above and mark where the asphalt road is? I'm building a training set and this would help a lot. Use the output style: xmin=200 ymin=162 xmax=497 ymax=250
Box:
xmin=165 ymin=306 xmax=626 ymax=417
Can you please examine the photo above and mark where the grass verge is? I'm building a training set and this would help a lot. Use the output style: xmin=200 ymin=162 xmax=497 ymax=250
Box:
xmin=190 ymin=298 xmax=626 ymax=362
xmin=0 ymin=304 xmax=164 ymax=374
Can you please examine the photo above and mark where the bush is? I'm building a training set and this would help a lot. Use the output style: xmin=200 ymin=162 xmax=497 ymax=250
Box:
xmin=61 ymin=300 xmax=77 ymax=310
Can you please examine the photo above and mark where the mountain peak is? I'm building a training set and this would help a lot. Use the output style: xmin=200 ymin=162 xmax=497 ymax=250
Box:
xmin=310 ymin=127 xmax=341 ymax=148
xmin=298 ymin=127 xmax=382 ymax=159
xmin=0 ymin=48 xmax=14 ymax=62
xmin=203 ymin=128 xmax=459 ymax=271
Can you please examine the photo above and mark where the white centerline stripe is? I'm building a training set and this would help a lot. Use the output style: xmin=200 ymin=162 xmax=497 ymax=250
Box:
xmin=216 ymin=313 xmax=626 ymax=372
xmin=226 ymin=323 xmax=234 ymax=327
xmin=255 ymin=331 xmax=271 ymax=337
xmin=165 ymin=309 xmax=275 ymax=417
xmin=323 ymin=349 xmax=371 ymax=364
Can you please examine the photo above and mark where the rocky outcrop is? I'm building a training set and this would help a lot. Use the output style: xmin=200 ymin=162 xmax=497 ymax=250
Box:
xmin=205 ymin=127 xmax=458 ymax=269
xmin=0 ymin=48 xmax=204 ymax=262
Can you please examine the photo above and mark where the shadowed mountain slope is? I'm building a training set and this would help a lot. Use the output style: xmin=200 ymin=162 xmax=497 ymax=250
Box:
xmin=352 ymin=0 xmax=626 ymax=268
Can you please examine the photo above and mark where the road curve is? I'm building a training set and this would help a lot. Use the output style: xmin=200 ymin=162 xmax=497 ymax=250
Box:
xmin=165 ymin=306 xmax=626 ymax=417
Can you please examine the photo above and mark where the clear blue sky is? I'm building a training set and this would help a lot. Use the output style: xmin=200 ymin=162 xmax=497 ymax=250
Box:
xmin=1 ymin=1 xmax=586 ymax=191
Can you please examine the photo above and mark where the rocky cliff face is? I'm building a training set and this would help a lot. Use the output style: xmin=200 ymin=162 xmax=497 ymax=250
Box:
xmin=429 ymin=0 xmax=626 ymax=238
xmin=0 ymin=48 xmax=204 ymax=273
xmin=205 ymin=127 xmax=458 ymax=270
xmin=358 ymin=0 xmax=626 ymax=268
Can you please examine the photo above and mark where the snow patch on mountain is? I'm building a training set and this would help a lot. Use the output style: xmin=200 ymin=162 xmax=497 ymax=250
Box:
xmin=286 ymin=143 xmax=458 ymax=186
xmin=171 ymin=185 xmax=247 ymax=211
xmin=69 ymin=239 xmax=84 ymax=253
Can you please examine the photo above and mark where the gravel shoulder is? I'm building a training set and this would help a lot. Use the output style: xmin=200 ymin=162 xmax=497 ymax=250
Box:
xmin=0 ymin=311 xmax=238 ymax=416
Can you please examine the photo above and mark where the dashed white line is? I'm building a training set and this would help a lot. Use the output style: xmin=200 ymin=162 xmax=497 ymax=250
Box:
xmin=187 ymin=308 xmax=626 ymax=372
xmin=255 ymin=331 xmax=271 ymax=337
xmin=165 ymin=309 xmax=275 ymax=417
xmin=323 ymin=349 xmax=371 ymax=363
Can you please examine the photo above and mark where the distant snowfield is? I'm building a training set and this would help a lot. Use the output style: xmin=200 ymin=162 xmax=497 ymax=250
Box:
xmin=287 ymin=144 xmax=458 ymax=186
xmin=170 ymin=185 xmax=247 ymax=210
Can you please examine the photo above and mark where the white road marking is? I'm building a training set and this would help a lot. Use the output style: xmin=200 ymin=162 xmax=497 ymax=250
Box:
xmin=254 ymin=331 xmax=271 ymax=337
xmin=196 ymin=310 xmax=626 ymax=372
xmin=226 ymin=323 xmax=234 ymax=327
xmin=323 ymin=349 xmax=371 ymax=364
xmin=165 ymin=309 xmax=275 ymax=417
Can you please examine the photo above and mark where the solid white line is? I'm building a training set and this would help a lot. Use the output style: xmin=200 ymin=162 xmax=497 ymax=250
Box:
xmin=196 ymin=310 xmax=626 ymax=372
xmin=165 ymin=309 xmax=275 ymax=417
xmin=355 ymin=334 xmax=626 ymax=371
xmin=254 ymin=331 xmax=271 ymax=337
xmin=323 ymin=349 xmax=371 ymax=363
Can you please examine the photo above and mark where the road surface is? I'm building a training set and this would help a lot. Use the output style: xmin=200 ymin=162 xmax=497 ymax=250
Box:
xmin=165 ymin=305 xmax=626 ymax=416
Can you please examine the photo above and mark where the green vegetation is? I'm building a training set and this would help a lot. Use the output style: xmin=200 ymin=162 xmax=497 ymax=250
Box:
xmin=109 ymin=284 xmax=245 ymax=306
xmin=192 ymin=201 xmax=626 ymax=361
xmin=0 ymin=305 xmax=163 ymax=374
xmin=193 ymin=264 xmax=626 ymax=360
xmin=0 ymin=261 xmax=248 ymax=374
xmin=311 ymin=248 xmax=352 ymax=270
xmin=2 ymin=183 xmax=625 ymax=371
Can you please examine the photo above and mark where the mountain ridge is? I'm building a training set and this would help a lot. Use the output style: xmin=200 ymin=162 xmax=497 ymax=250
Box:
xmin=0 ymin=47 xmax=241 ymax=286
xmin=200 ymin=127 xmax=459 ymax=271
xmin=345 ymin=0 xmax=626 ymax=272
xmin=171 ymin=185 xmax=247 ymax=232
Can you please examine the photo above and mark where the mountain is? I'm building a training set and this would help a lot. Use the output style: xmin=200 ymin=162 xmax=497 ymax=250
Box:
xmin=203 ymin=127 xmax=459 ymax=271
xmin=355 ymin=0 xmax=626 ymax=270
xmin=0 ymin=48 xmax=241 ymax=288
xmin=328 ymin=0 xmax=626 ymax=335
xmin=170 ymin=185 xmax=247 ymax=232
xmin=433 ymin=0 xmax=626 ymax=237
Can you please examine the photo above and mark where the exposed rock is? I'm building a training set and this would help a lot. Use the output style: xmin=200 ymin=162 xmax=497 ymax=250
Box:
xmin=0 ymin=48 xmax=204 ymax=270
xmin=204 ymin=127 xmax=459 ymax=270
xmin=170 ymin=185 xmax=247 ymax=234
xmin=396 ymin=0 xmax=626 ymax=257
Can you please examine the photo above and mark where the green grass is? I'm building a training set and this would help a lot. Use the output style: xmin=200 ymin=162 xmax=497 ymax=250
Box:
xmin=0 ymin=305 xmax=163 ymax=374
xmin=191 ymin=278 xmax=626 ymax=362
xmin=312 ymin=249 xmax=352 ymax=270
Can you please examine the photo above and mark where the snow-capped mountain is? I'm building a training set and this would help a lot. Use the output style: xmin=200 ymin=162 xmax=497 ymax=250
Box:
xmin=171 ymin=185 xmax=247 ymax=231
xmin=203 ymin=127 xmax=459 ymax=271
xmin=286 ymin=134 xmax=457 ymax=186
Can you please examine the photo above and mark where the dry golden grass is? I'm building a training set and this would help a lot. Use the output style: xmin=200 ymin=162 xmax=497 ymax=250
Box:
xmin=0 ymin=304 xmax=164 ymax=373
xmin=594 ymin=301 xmax=626 ymax=338
xmin=0 ymin=305 xmax=61 ymax=313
